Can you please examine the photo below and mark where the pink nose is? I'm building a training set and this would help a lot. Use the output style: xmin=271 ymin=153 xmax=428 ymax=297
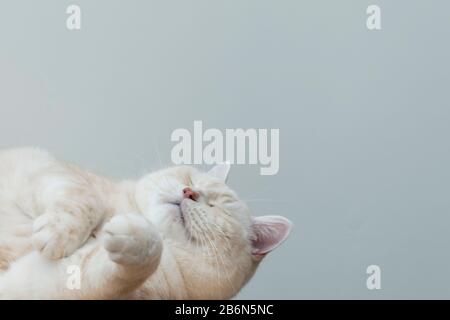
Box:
xmin=183 ymin=187 xmax=199 ymax=201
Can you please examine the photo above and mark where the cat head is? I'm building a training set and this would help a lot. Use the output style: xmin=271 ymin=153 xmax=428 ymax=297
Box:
xmin=135 ymin=164 xmax=292 ymax=298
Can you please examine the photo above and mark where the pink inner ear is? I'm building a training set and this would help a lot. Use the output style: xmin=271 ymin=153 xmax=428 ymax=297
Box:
xmin=251 ymin=216 xmax=292 ymax=256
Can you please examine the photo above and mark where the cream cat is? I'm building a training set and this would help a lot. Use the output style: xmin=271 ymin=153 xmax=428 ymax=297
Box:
xmin=0 ymin=147 xmax=292 ymax=299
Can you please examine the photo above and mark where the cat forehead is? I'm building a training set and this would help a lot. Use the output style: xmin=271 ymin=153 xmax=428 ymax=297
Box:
xmin=187 ymin=170 xmax=225 ymax=186
xmin=196 ymin=176 xmax=236 ymax=197
xmin=166 ymin=166 xmax=237 ymax=197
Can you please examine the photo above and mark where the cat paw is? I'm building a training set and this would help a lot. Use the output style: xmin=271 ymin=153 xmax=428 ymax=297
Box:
xmin=103 ymin=214 xmax=162 ymax=266
xmin=32 ymin=213 xmax=84 ymax=260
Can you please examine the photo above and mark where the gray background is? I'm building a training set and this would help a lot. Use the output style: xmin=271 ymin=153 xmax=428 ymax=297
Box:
xmin=0 ymin=1 xmax=449 ymax=299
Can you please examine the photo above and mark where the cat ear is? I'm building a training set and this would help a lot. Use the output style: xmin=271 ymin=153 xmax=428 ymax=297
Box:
xmin=251 ymin=215 xmax=292 ymax=260
xmin=208 ymin=162 xmax=231 ymax=182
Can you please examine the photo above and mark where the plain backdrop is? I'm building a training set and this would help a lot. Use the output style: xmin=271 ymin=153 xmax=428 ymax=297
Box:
xmin=0 ymin=1 xmax=449 ymax=298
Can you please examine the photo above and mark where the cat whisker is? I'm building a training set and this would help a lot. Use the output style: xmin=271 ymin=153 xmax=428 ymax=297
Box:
xmin=209 ymin=237 xmax=236 ymax=293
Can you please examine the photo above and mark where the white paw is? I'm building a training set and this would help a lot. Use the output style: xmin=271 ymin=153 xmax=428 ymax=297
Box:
xmin=32 ymin=213 xmax=83 ymax=260
xmin=103 ymin=214 xmax=161 ymax=266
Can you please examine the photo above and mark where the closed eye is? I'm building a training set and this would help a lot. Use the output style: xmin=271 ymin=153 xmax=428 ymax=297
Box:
xmin=208 ymin=198 xmax=235 ymax=209
xmin=221 ymin=196 xmax=236 ymax=205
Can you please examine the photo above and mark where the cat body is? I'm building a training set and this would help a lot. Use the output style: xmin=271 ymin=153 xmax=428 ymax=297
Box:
xmin=0 ymin=147 xmax=292 ymax=299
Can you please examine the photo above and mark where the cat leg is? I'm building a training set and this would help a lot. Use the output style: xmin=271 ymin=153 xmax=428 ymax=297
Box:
xmin=0 ymin=213 xmax=162 ymax=299
xmin=31 ymin=171 xmax=107 ymax=260
xmin=76 ymin=213 xmax=163 ymax=299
